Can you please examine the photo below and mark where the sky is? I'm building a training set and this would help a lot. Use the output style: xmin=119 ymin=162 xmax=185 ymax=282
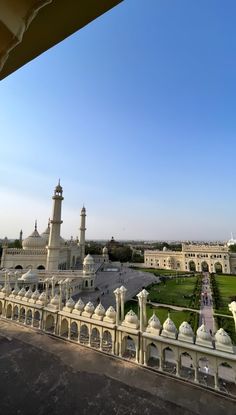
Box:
xmin=1 ymin=0 xmax=236 ymax=241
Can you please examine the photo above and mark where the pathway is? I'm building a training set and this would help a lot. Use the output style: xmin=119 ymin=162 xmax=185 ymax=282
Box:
xmin=199 ymin=273 xmax=214 ymax=332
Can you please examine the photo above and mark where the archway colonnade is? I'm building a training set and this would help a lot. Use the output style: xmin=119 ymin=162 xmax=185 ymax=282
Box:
xmin=0 ymin=298 xmax=236 ymax=394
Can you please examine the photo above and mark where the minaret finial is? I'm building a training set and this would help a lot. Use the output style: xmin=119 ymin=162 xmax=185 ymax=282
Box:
xmin=35 ymin=220 xmax=37 ymax=231
xmin=48 ymin=218 xmax=50 ymax=227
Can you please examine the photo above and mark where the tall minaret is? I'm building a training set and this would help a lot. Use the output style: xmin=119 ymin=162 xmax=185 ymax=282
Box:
xmin=46 ymin=181 xmax=64 ymax=271
xmin=79 ymin=206 xmax=86 ymax=262
xmin=19 ymin=229 xmax=23 ymax=246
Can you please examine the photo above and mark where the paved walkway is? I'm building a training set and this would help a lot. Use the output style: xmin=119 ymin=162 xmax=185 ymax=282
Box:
xmin=199 ymin=273 xmax=214 ymax=332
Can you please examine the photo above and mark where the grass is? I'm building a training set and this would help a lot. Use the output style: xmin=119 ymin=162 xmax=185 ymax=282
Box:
xmin=124 ymin=300 xmax=199 ymax=333
xmin=145 ymin=276 xmax=200 ymax=309
xmin=213 ymin=274 xmax=236 ymax=315
xmin=131 ymin=266 xmax=193 ymax=277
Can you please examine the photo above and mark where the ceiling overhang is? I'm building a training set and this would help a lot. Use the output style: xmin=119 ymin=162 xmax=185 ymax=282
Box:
xmin=0 ymin=0 xmax=123 ymax=80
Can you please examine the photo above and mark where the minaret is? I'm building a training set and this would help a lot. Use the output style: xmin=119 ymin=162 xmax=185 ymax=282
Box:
xmin=19 ymin=229 xmax=23 ymax=246
xmin=46 ymin=181 xmax=64 ymax=271
xmin=79 ymin=206 xmax=86 ymax=262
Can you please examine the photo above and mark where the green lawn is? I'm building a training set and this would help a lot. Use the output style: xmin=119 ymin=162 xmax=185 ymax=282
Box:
xmin=145 ymin=276 xmax=200 ymax=309
xmin=131 ymin=266 xmax=193 ymax=277
xmin=214 ymin=274 xmax=236 ymax=315
xmin=124 ymin=300 xmax=199 ymax=333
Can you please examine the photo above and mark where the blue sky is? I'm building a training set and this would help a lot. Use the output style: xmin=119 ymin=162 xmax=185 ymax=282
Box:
xmin=1 ymin=0 xmax=236 ymax=241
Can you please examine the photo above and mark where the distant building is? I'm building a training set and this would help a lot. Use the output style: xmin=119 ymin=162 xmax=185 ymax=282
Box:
xmin=1 ymin=182 xmax=108 ymax=271
xmin=145 ymin=242 xmax=236 ymax=274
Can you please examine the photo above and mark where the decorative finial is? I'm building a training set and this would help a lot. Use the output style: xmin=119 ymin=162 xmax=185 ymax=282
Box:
xmin=35 ymin=220 xmax=37 ymax=231
xmin=58 ymin=178 xmax=60 ymax=186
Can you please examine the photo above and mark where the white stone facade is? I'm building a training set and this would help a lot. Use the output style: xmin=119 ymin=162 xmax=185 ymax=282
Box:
xmin=145 ymin=243 xmax=235 ymax=274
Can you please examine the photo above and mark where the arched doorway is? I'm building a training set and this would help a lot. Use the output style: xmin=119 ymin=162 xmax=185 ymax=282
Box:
xmin=122 ymin=336 xmax=136 ymax=360
xmin=79 ymin=324 xmax=89 ymax=345
xmin=201 ymin=262 xmax=209 ymax=272
xmin=163 ymin=347 xmax=176 ymax=374
xmin=189 ymin=261 xmax=196 ymax=272
xmin=70 ymin=322 xmax=79 ymax=341
xmin=198 ymin=357 xmax=214 ymax=387
xmin=33 ymin=311 xmax=40 ymax=328
xmin=15 ymin=265 xmax=23 ymax=269
xmin=90 ymin=327 xmax=100 ymax=349
xmin=180 ymin=352 xmax=194 ymax=380
xmin=6 ymin=304 xmax=12 ymax=319
xmin=102 ymin=331 xmax=112 ymax=353
xmin=215 ymin=262 xmax=222 ymax=274
xmin=147 ymin=343 xmax=159 ymax=368
xmin=26 ymin=309 xmax=32 ymax=325
xmin=60 ymin=319 xmax=69 ymax=338
xmin=37 ymin=265 xmax=45 ymax=270
xmin=19 ymin=307 xmax=25 ymax=323
xmin=45 ymin=314 xmax=55 ymax=333
xmin=13 ymin=305 xmax=19 ymax=320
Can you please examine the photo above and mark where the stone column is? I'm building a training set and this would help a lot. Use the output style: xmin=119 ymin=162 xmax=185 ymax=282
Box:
xmin=194 ymin=366 xmax=198 ymax=383
xmin=120 ymin=286 xmax=127 ymax=322
xmin=112 ymin=340 xmax=115 ymax=355
xmin=114 ymin=288 xmax=121 ymax=326
xmin=143 ymin=350 xmax=147 ymax=366
xmin=214 ymin=372 xmax=219 ymax=390
xmin=68 ymin=321 xmax=71 ymax=340
xmin=176 ymin=360 xmax=180 ymax=377
xmin=45 ymin=279 xmax=49 ymax=305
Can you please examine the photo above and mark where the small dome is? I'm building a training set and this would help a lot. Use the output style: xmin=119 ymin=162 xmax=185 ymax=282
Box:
xmin=105 ymin=306 xmax=116 ymax=319
xmin=75 ymin=298 xmax=85 ymax=311
xmin=83 ymin=254 xmax=94 ymax=265
xmin=12 ymin=286 xmax=20 ymax=295
xmin=94 ymin=303 xmax=105 ymax=317
xmin=179 ymin=321 xmax=193 ymax=336
xmin=66 ymin=297 xmax=75 ymax=309
xmin=84 ymin=301 xmax=95 ymax=314
xmin=20 ymin=269 xmax=38 ymax=283
xmin=215 ymin=328 xmax=232 ymax=345
xmin=125 ymin=309 xmax=138 ymax=325
xmin=31 ymin=289 xmax=40 ymax=300
xmin=148 ymin=313 xmax=161 ymax=329
xmin=39 ymin=292 xmax=46 ymax=301
xmin=22 ymin=224 xmax=46 ymax=249
xmin=163 ymin=316 xmax=177 ymax=333
xmin=196 ymin=323 xmax=212 ymax=341
xmin=50 ymin=294 xmax=60 ymax=305
xmin=25 ymin=288 xmax=33 ymax=299
xmin=102 ymin=246 xmax=108 ymax=255
xmin=18 ymin=287 xmax=26 ymax=297
xmin=163 ymin=246 xmax=167 ymax=252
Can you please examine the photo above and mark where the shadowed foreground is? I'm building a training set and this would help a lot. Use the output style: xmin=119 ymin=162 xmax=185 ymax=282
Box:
xmin=0 ymin=320 xmax=235 ymax=415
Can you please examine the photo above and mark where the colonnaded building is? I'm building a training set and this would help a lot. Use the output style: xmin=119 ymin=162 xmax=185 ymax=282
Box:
xmin=1 ymin=181 xmax=108 ymax=271
xmin=144 ymin=239 xmax=236 ymax=274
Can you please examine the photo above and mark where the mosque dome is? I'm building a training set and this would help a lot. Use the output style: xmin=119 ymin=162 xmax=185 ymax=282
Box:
xmin=22 ymin=223 xmax=46 ymax=250
xmin=50 ymin=294 xmax=60 ymax=306
xmin=19 ymin=269 xmax=38 ymax=283
xmin=215 ymin=328 xmax=232 ymax=345
xmin=124 ymin=310 xmax=138 ymax=325
xmin=105 ymin=306 xmax=116 ymax=320
xmin=163 ymin=246 xmax=167 ymax=252
xmin=66 ymin=297 xmax=75 ymax=309
xmin=25 ymin=288 xmax=33 ymax=299
xmin=148 ymin=313 xmax=161 ymax=330
xmin=84 ymin=301 xmax=95 ymax=314
xmin=41 ymin=221 xmax=50 ymax=244
xmin=196 ymin=323 xmax=212 ymax=341
xmin=83 ymin=254 xmax=94 ymax=265
xmin=32 ymin=289 xmax=40 ymax=300
xmin=75 ymin=298 xmax=84 ymax=311
xmin=179 ymin=321 xmax=193 ymax=336
xmin=163 ymin=315 xmax=177 ymax=334
xmin=94 ymin=303 xmax=105 ymax=317
xmin=102 ymin=246 xmax=108 ymax=255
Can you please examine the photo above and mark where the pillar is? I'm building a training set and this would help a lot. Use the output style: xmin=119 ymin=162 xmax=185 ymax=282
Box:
xmin=46 ymin=181 xmax=64 ymax=271
xmin=114 ymin=288 xmax=121 ymax=326
xmin=120 ymin=286 xmax=127 ymax=322
xmin=176 ymin=360 xmax=180 ymax=377
xmin=79 ymin=206 xmax=86 ymax=263
xmin=194 ymin=366 xmax=198 ymax=383
xmin=214 ymin=372 xmax=219 ymax=390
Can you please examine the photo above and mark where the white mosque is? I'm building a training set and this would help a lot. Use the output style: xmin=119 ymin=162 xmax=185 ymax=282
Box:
xmin=0 ymin=181 xmax=109 ymax=272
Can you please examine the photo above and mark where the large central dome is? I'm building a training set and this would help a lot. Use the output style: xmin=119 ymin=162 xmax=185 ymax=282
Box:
xmin=22 ymin=223 xmax=46 ymax=250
